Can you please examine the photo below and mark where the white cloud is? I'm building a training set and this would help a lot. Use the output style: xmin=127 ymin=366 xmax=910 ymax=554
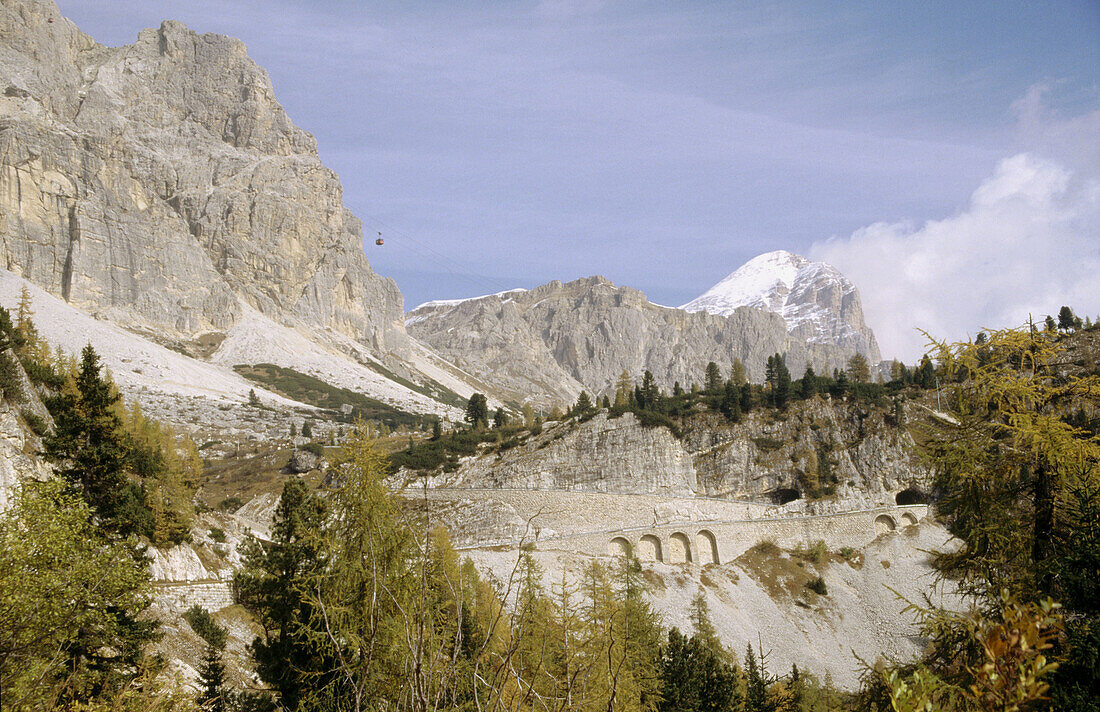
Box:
xmin=811 ymin=153 xmax=1100 ymax=362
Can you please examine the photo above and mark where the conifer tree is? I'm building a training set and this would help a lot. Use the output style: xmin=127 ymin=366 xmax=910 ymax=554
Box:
xmin=704 ymin=361 xmax=723 ymax=394
xmin=801 ymin=365 xmax=817 ymax=398
xmin=14 ymin=285 xmax=38 ymax=350
xmin=615 ymin=370 xmax=634 ymax=408
xmin=493 ymin=407 xmax=508 ymax=428
xmin=730 ymin=357 xmax=747 ymax=386
xmin=465 ymin=393 xmax=489 ymax=428
xmin=574 ymin=390 xmax=594 ymax=415
xmin=846 ymin=353 xmax=870 ymax=384
xmin=234 ymin=476 xmax=329 ymax=710
xmin=1058 ymin=305 xmax=1078 ymax=331
xmin=43 ymin=345 xmax=134 ymax=532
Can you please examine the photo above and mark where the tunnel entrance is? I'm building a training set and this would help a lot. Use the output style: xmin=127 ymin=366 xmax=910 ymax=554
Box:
xmin=771 ymin=488 xmax=801 ymax=505
xmin=895 ymin=488 xmax=928 ymax=506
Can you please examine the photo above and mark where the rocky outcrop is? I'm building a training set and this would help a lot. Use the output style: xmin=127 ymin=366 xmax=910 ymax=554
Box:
xmin=682 ymin=251 xmax=881 ymax=362
xmin=407 ymin=277 xmax=862 ymax=408
xmin=685 ymin=399 xmax=929 ymax=508
xmin=0 ymin=0 xmax=406 ymax=354
xmin=435 ymin=413 xmax=697 ymax=496
xmin=429 ymin=398 xmax=928 ymax=507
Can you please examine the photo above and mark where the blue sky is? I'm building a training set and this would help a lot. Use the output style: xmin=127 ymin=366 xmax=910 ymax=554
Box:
xmin=58 ymin=1 xmax=1100 ymax=359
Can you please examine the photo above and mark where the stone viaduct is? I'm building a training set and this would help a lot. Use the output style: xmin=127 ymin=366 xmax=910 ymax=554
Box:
xmin=412 ymin=487 xmax=929 ymax=565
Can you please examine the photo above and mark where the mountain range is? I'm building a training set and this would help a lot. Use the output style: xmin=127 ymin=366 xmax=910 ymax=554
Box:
xmin=0 ymin=0 xmax=881 ymax=420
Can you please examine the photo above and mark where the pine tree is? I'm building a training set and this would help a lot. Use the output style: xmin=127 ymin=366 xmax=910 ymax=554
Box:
xmin=801 ymin=365 xmax=817 ymax=398
xmin=431 ymin=419 xmax=442 ymax=440
xmin=465 ymin=393 xmax=489 ymax=428
xmin=846 ymin=353 xmax=870 ymax=384
xmin=573 ymin=390 xmax=594 ymax=415
xmin=705 ymin=361 xmax=723 ymax=394
xmin=301 ymin=419 xmax=313 ymax=438
xmin=14 ymin=285 xmax=38 ymax=350
xmin=745 ymin=643 xmax=776 ymax=712
xmin=730 ymin=358 xmax=747 ymax=386
xmin=248 ymin=388 xmax=261 ymax=407
xmin=720 ymin=382 xmax=741 ymax=421
xmin=614 ymin=370 xmax=634 ymax=408
xmin=1058 ymin=305 xmax=1078 ymax=331
xmin=640 ymin=370 xmax=659 ymax=410
xmin=42 ymin=345 xmax=134 ymax=532
xmin=492 ymin=407 xmax=508 ymax=428
xmin=773 ymin=354 xmax=791 ymax=408
xmin=234 ymin=476 xmax=329 ymax=710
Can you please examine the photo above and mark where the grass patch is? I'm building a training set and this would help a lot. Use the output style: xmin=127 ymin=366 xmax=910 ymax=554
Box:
xmin=793 ymin=539 xmax=828 ymax=565
xmin=752 ymin=436 xmax=785 ymax=452
xmin=234 ymin=363 xmax=433 ymax=430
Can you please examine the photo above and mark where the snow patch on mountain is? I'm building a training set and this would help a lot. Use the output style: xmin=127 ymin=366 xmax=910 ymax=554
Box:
xmin=681 ymin=251 xmax=881 ymax=360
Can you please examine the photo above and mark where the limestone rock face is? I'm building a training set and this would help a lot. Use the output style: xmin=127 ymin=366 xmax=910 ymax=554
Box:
xmin=407 ymin=277 xmax=861 ymax=407
xmin=686 ymin=399 xmax=930 ymax=508
xmin=436 ymin=413 xmax=698 ymax=496
xmin=0 ymin=1 xmax=406 ymax=353
xmin=432 ymin=400 xmax=927 ymax=507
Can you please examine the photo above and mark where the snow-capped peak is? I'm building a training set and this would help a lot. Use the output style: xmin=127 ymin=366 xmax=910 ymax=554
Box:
xmin=681 ymin=250 xmax=880 ymax=361
xmin=681 ymin=251 xmax=839 ymax=316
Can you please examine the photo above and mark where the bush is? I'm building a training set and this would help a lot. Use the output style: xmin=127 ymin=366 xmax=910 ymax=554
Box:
xmin=752 ymin=539 xmax=780 ymax=557
xmin=752 ymin=436 xmax=784 ymax=452
xmin=806 ymin=576 xmax=828 ymax=595
xmin=183 ymin=605 xmax=227 ymax=648
xmin=795 ymin=539 xmax=828 ymax=564
xmin=299 ymin=441 xmax=325 ymax=457
xmin=218 ymin=496 xmax=244 ymax=512
xmin=838 ymin=546 xmax=857 ymax=561
xmin=19 ymin=355 xmax=65 ymax=389
xmin=0 ymin=351 xmax=24 ymax=403
xmin=208 ymin=528 xmax=226 ymax=543
xmin=20 ymin=409 xmax=47 ymax=436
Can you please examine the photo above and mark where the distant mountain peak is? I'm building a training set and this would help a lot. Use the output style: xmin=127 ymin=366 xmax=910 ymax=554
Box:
xmin=681 ymin=251 xmax=881 ymax=361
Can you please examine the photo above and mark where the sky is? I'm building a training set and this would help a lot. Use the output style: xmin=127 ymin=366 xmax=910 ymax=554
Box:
xmin=58 ymin=0 xmax=1100 ymax=361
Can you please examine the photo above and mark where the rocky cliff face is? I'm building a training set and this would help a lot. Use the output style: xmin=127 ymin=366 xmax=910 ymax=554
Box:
xmin=436 ymin=412 xmax=698 ymax=496
xmin=429 ymin=397 xmax=928 ymax=508
xmin=682 ymin=251 xmax=881 ymax=362
xmin=407 ymin=276 xmax=861 ymax=407
xmin=0 ymin=0 xmax=406 ymax=353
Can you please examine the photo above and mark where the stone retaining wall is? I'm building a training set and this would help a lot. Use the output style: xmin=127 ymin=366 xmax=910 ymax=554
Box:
xmin=154 ymin=580 xmax=235 ymax=612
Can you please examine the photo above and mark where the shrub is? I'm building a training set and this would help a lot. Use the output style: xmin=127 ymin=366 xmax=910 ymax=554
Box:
xmin=19 ymin=355 xmax=65 ymax=389
xmin=806 ymin=576 xmax=828 ymax=595
xmin=752 ymin=436 xmax=784 ymax=452
xmin=0 ymin=351 xmax=24 ymax=403
xmin=795 ymin=539 xmax=828 ymax=564
xmin=183 ymin=605 xmax=227 ymax=648
xmin=208 ymin=528 xmax=226 ymax=543
xmin=20 ymin=409 xmax=47 ymax=436
xmin=218 ymin=496 xmax=244 ymax=512
xmin=299 ymin=441 xmax=325 ymax=457
xmin=838 ymin=546 xmax=857 ymax=561
xmin=752 ymin=539 xmax=780 ymax=557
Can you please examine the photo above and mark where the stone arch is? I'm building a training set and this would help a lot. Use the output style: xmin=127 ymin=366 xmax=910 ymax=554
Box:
xmin=637 ymin=534 xmax=663 ymax=563
xmin=668 ymin=532 xmax=693 ymax=564
xmin=895 ymin=488 xmax=928 ymax=505
xmin=696 ymin=530 xmax=719 ymax=565
xmin=874 ymin=514 xmax=897 ymax=535
xmin=901 ymin=512 xmax=918 ymax=527
xmin=609 ymin=537 xmax=631 ymax=557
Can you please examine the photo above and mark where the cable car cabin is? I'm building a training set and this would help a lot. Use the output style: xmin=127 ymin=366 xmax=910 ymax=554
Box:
xmin=375 ymin=237 xmax=384 ymax=246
